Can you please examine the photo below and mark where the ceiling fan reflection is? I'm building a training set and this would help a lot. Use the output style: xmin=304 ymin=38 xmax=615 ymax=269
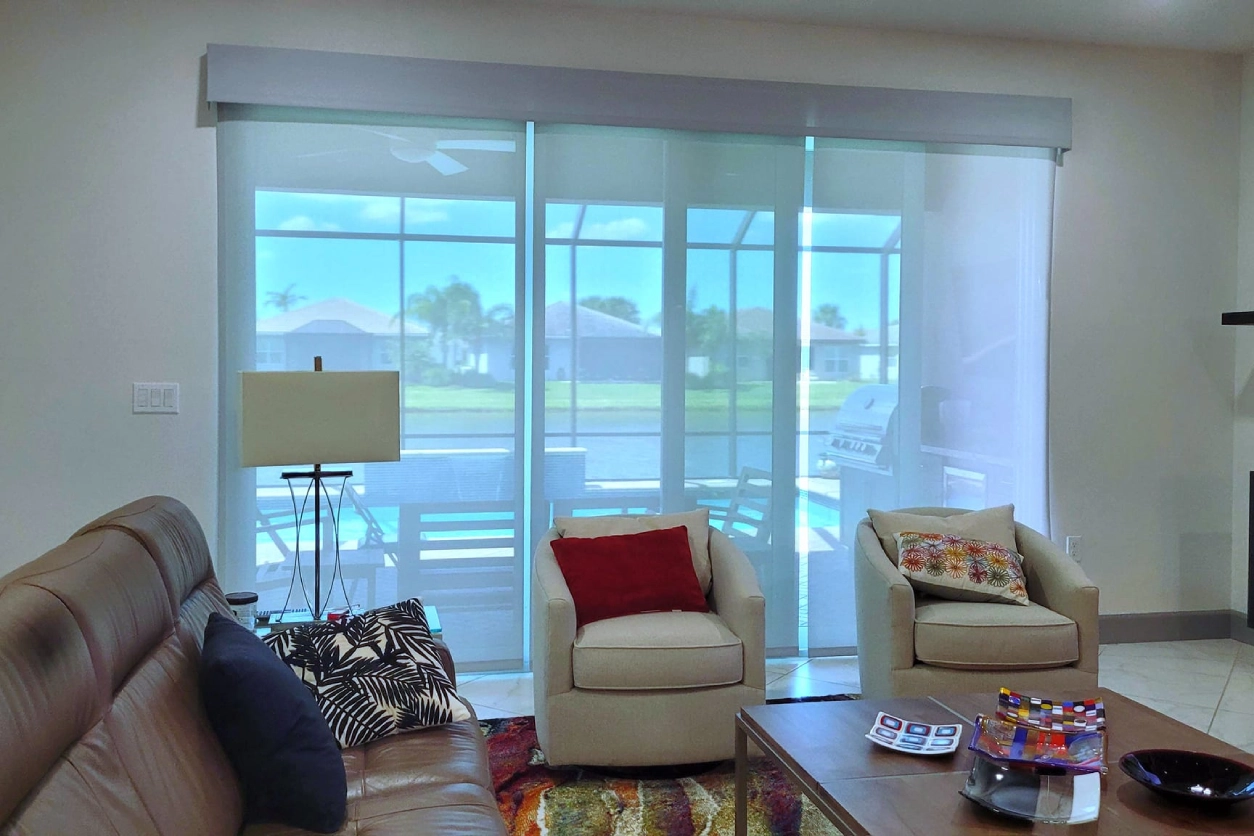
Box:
xmin=297 ymin=127 xmax=516 ymax=176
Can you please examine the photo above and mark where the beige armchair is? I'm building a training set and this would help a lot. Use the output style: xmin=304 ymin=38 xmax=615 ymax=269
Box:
xmin=532 ymin=525 xmax=765 ymax=767
xmin=854 ymin=508 xmax=1098 ymax=698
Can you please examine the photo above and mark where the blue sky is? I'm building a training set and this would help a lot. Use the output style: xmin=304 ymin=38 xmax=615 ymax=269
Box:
xmin=255 ymin=192 xmax=899 ymax=331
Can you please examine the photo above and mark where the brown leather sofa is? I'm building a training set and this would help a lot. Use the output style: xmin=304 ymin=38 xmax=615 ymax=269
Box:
xmin=0 ymin=496 xmax=507 ymax=836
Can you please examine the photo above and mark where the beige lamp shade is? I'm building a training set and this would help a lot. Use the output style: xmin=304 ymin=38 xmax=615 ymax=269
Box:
xmin=240 ymin=371 xmax=401 ymax=467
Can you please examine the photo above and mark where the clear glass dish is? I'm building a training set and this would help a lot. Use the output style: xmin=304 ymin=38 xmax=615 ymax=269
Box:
xmin=962 ymin=754 xmax=1102 ymax=824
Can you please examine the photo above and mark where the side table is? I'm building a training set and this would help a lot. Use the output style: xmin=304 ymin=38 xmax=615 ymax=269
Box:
xmin=253 ymin=604 xmax=441 ymax=638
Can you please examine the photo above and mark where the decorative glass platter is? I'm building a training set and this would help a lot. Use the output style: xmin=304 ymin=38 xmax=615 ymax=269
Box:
xmin=996 ymin=688 xmax=1105 ymax=732
xmin=969 ymin=713 xmax=1107 ymax=774
xmin=865 ymin=711 xmax=961 ymax=756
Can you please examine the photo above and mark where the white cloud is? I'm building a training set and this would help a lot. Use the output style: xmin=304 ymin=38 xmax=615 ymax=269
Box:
xmin=406 ymin=208 xmax=450 ymax=227
xmin=359 ymin=197 xmax=402 ymax=223
xmin=277 ymin=215 xmax=342 ymax=232
xmin=547 ymin=221 xmax=576 ymax=238
xmin=403 ymin=198 xmax=455 ymax=228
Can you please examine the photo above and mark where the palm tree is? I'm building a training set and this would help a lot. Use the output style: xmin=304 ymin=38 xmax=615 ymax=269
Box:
xmin=444 ymin=280 xmax=484 ymax=368
xmin=265 ymin=284 xmax=306 ymax=312
xmin=484 ymin=304 xmax=514 ymax=339
xmin=404 ymin=286 xmax=452 ymax=367
xmin=814 ymin=303 xmax=847 ymax=330
xmin=686 ymin=294 xmax=729 ymax=361
xmin=402 ymin=278 xmax=484 ymax=369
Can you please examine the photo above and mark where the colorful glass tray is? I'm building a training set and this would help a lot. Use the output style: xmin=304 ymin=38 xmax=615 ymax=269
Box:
xmin=996 ymin=688 xmax=1105 ymax=732
xmin=865 ymin=711 xmax=962 ymax=756
xmin=968 ymin=713 xmax=1107 ymax=774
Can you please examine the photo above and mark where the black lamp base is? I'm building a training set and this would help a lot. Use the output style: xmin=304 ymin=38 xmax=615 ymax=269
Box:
xmin=280 ymin=467 xmax=354 ymax=619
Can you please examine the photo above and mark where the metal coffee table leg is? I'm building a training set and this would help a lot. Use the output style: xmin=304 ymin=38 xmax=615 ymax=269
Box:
xmin=735 ymin=718 xmax=748 ymax=836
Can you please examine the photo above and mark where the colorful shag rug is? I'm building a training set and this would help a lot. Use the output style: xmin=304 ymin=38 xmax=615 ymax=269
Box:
xmin=483 ymin=696 xmax=856 ymax=836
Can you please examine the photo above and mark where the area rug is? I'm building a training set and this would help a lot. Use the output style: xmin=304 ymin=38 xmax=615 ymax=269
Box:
xmin=483 ymin=695 xmax=856 ymax=836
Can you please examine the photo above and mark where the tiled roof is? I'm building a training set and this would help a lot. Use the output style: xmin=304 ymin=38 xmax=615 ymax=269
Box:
xmin=257 ymin=298 xmax=427 ymax=336
xmin=545 ymin=301 xmax=657 ymax=339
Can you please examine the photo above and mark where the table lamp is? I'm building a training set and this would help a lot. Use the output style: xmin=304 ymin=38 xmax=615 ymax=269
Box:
xmin=240 ymin=357 xmax=400 ymax=618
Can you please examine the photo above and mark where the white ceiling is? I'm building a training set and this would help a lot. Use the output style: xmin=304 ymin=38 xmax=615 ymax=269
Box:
xmin=521 ymin=0 xmax=1254 ymax=53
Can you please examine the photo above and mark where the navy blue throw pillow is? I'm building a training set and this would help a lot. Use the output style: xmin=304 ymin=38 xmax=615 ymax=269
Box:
xmin=200 ymin=612 xmax=347 ymax=833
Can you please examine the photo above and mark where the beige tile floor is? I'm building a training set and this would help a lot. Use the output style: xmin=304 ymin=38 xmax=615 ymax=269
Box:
xmin=454 ymin=655 xmax=863 ymax=720
xmin=459 ymin=639 xmax=1254 ymax=754
xmin=1098 ymin=639 xmax=1254 ymax=753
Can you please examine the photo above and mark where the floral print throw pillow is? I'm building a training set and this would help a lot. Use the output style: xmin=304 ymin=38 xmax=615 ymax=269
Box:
xmin=894 ymin=532 xmax=1030 ymax=606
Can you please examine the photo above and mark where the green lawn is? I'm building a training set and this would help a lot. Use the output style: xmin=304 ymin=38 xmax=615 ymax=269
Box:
xmin=404 ymin=380 xmax=863 ymax=412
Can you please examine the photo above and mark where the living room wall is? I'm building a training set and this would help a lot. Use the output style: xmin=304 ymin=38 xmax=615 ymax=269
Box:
xmin=0 ymin=0 xmax=1240 ymax=617
xmin=1231 ymin=56 xmax=1254 ymax=621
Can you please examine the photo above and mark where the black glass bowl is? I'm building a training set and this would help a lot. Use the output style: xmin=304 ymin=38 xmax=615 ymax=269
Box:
xmin=1120 ymin=749 xmax=1254 ymax=805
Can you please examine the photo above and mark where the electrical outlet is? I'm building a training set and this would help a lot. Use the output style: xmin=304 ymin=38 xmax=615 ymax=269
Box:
xmin=133 ymin=382 xmax=179 ymax=414
xmin=1065 ymin=535 xmax=1082 ymax=563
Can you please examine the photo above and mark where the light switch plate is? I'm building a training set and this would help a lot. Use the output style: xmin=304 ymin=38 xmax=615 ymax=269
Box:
xmin=133 ymin=382 xmax=179 ymax=414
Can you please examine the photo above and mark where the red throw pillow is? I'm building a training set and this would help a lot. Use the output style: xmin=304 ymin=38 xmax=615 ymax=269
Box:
xmin=551 ymin=525 xmax=710 ymax=628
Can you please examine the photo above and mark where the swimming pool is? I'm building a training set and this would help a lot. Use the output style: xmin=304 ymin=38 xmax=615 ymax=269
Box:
xmin=259 ymin=491 xmax=840 ymax=552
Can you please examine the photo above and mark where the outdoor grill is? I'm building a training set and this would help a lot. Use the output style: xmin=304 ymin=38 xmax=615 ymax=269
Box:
xmin=820 ymin=384 xmax=898 ymax=476
xmin=822 ymin=383 xmax=901 ymax=548
xmin=822 ymin=383 xmax=950 ymax=547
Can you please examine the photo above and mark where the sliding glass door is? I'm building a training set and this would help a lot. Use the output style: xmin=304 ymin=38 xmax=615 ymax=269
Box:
xmin=221 ymin=110 xmax=1054 ymax=669
xmin=220 ymin=111 xmax=529 ymax=669
xmin=801 ymin=143 xmax=1052 ymax=653
xmin=533 ymin=128 xmax=807 ymax=652
xmin=677 ymin=137 xmax=805 ymax=654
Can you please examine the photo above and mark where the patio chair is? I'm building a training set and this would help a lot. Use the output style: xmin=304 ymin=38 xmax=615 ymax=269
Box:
xmin=709 ymin=465 xmax=772 ymax=547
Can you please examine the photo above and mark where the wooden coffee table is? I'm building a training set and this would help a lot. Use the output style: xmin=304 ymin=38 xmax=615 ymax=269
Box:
xmin=735 ymin=688 xmax=1254 ymax=834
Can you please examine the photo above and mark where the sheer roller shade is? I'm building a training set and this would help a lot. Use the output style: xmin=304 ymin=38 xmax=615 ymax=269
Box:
xmin=219 ymin=110 xmax=529 ymax=668
xmin=217 ymin=59 xmax=1059 ymax=666
xmin=801 ymin=141 xmax=1053 ymax=652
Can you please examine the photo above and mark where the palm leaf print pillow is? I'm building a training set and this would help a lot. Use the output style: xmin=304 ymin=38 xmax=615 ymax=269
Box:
xmin=264 ymin=598 xmax=471 ymax=747
xmin=894 ymin=532 xmax=1030 ymax=606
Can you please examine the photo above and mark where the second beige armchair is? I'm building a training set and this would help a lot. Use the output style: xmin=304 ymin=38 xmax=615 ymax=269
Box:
xmin=532 ymin=524 xmax=765 ymax=767
xmin=854 ymin=508 xmax=1099 ymax=699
